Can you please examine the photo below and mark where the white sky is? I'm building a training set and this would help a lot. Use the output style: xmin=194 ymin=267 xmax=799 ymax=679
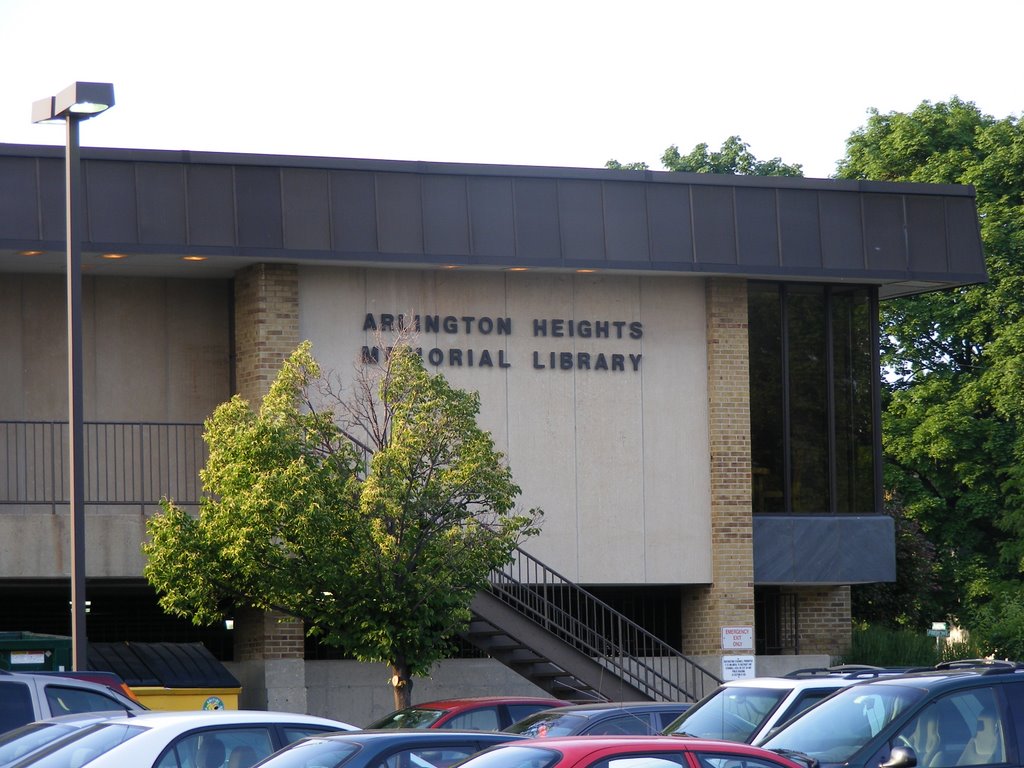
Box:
xmin=0 ymin=0 xmax=1019 ymax=180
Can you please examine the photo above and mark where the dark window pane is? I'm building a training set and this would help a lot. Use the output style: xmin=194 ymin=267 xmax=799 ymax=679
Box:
xmin=748 ymin=283 xmax=785 ymax=513
xmin=787 ymin=285 xmax=830 ymax=512
xmin=832 ymin=287 xmax=876 ymax=513
xmin=0 ymin=681 xmax=34 ymax=732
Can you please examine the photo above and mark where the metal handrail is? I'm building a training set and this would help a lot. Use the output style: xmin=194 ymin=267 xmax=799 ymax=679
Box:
xmin=490 ymin=546 xmax=721 ymax=702
xmin=0 ymin=420 xmax=205 ymax=507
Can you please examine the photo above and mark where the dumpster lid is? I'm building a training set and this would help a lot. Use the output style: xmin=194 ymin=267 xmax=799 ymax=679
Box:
xmin=88 ymin=642 xmax=239 ymax=689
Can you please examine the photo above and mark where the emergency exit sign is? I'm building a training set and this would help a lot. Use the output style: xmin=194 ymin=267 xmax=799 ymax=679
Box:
xmin=721 ymin=626 xmax=754 ymax=650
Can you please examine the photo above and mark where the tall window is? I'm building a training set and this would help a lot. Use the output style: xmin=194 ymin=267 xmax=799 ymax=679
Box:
xmin=748 ymin=282 xmax=879 ymax=514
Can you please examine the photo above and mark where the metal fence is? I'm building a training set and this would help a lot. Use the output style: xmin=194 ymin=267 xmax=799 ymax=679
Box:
xmin=0 ymin=421 xmax=206 ymax=507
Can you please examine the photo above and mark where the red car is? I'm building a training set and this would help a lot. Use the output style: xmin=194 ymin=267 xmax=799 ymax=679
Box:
xmin=367 ymin=696 xmax=570 ymax=731
xmin=451 ymin=735 xmax=813 ymax=768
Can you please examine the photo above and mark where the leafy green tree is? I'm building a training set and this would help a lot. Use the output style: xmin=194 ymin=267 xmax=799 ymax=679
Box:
xmin=661 ymin=135 xmax=803 ymax=176
xmin=144 ymin=340 xmax=540 ymax=709
xmin=839 ymin=98 xmax=1024 ymax=648
xmin=607 ymin=135 xmax=802 ymax=176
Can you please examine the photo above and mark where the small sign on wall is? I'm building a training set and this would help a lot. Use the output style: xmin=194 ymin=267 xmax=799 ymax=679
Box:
xmin=722 ymin=655 xmax=756 ymax=680
xmin=721 ymin=626 xmax=754 ymax=650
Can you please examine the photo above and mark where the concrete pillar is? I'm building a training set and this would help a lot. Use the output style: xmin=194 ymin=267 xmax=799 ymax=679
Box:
xmin=232 ymin=263 xmax=306 ymax=712
xmin=681 ymin=278 xmax=755 ymax=659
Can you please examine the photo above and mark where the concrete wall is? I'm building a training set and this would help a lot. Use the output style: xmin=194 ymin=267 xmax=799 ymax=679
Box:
xmin=0 ymin=274 xmax=231 ymax=579
xmin=0 ymin=274 xmax=231 ymax=422
xmin=298 ymin=267 xmax=712 ymax=585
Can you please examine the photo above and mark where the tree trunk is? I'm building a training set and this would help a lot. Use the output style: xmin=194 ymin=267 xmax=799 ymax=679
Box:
xmin=390 ymin=659 xmax=414 ymax=710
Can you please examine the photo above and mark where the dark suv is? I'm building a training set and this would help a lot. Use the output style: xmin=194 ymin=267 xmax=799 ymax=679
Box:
xmin=759 ymin=660 xmax=1024 ymax=768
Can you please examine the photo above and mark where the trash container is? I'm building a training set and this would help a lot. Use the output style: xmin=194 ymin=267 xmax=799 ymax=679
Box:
xmin=0 ymin=631 xmax=73 ymax=672
xmin=88 ymin=641 xmax=241 ymax=710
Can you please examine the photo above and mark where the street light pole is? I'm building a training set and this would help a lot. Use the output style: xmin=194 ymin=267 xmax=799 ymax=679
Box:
xmin=32 ymin=82 xmax=115 ymax=672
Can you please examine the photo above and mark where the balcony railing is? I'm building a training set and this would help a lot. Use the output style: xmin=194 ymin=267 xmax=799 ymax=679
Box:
xmin=0 ymin=420 xmax=205 ymax=508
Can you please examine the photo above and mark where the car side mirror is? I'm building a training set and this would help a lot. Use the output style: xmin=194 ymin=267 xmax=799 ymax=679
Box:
xmin=881 ymin=746 xmax=917 ymax=768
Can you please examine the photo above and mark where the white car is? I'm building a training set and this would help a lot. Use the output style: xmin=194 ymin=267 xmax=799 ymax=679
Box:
xmin=9 ymin=710 xmax=357 ymax=768
xmin=663 ymin=665 xmax=910 ymax=744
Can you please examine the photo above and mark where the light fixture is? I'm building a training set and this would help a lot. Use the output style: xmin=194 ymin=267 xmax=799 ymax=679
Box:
xmin=507 ymin=267 xmax=529 ymax=272
xmin=101 ymin=253 xmax=127 ymax=260
xmin=33 ymin=81 xmax=115 ymax=673
xmin=224 ymin=619 xmax=235 ymax=631
xmin=18 ymin=250 xmax=45 ymax=257
xmin=182 ymin=255 xmax=207 ymax=262
xmin=32 ymin=82 xmax=115 ymax=124
xmin=576 ymin=268 xmax=597 ymax=273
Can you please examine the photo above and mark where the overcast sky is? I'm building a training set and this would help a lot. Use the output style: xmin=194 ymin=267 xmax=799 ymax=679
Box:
xmin=0 ymin=0 xmax=1019 ymax=180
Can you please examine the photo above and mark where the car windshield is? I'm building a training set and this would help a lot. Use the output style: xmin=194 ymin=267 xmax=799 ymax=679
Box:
xmin=506 ymin=713 xmax=589 ymax=737
xmin=665 ymin=687 xmax=788 ymax=742
xmin=245 ymin=738 xmax=360 ymax=768
xmin=454 ymin=746 xmax=561 ymax=768
xmin=760 ymin=684 xmax=926 ymax=765
xmin=14 ymin=723 xmax=145 ymax=768
xmin=0 ymin=723 xmax=76 ymax=766
xmin=369 ymin=708 xmax=445 ymax=729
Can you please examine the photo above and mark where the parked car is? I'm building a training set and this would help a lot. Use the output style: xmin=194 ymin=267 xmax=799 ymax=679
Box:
xmin=247 ymin=728 xmax=526 ymax=768
xmin=438 ymin=735 xmax=812 ymax=768
xmin=0 ymin=713 xmax=124 ymax=768
xmin=368 ymin=697 xmax=569 ymax=731
xmin=29 ymin=671 xmax=141 ymax=704
xmin=506 ymin=702 xmax=690 ymax=737
xmin=663 ymin=665 xmax=907 ymax=744
xmin=758 ymin=659 xmax=1024 ymax=768
xmin=3 ymin=710 xmax=356 ymax=768
xmin=0 ymin=670 xmax=144 ymax=733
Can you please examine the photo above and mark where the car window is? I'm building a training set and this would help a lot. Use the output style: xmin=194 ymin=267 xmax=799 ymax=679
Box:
xmin=657 ymin=712 xmax=684 ymax=730
xmin=508 ymin=713 xmax=588 ymax=737
xmin=282 ymin=725 xmax=347 ymax=743
xmin=154 ymin=727 xmax=275 ymax=768
xmin=695 ymin=753 xmax=791 ymax=768
xmin=0 ymin=722 xmax=78 ymax=765
xmin=442 ymin=708 xmax=500 ymax=731
xmin=42 ymin=684 xmax=130 ymax=717
xmin=666 ymin=687 xmax=788 ymax=742
xmin=507 ymin=705 xmax=555 ymax=724
xmin=17 ymin=724 xmax=144 ymax=768
xmin=245 ymin=739 xmax=359 ymax=768
xmin=761 ymin=684 xmax=925 ymax=763
xmin=586 ymin=714 xmax=655 ymax=735
xmin=374 ymin=746 xmax=485 ymax=768
xmin=0 ymin=680 xmax=35 ymax=732
xmin=894 ymin=687 xmax=1003 ymax=768
xmin=451 ymin=745 xmax=560 ymax=768
xmin=774 ymin=689 xmax=836 ymax=727
xmin=371 ymin=709 xmax=445 ymax=729
xmin=589 ymin=754 xmax=685 ymax=768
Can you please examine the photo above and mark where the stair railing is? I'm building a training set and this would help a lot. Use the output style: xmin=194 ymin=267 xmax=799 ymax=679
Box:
xmin=487 ymin=546 xmax=721 ymax=702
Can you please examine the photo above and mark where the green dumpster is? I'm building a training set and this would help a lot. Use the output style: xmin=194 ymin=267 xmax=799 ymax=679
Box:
xmin=0 ymin=631 xmax=73 ymax=672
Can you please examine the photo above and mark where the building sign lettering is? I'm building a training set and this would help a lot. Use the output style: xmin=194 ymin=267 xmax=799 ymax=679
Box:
xmin=360 ymin=313 xmax=643 ymax=372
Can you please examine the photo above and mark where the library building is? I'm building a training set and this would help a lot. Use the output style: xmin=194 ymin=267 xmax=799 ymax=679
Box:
xmin=0 ymin=142 xmax=986 ymax=722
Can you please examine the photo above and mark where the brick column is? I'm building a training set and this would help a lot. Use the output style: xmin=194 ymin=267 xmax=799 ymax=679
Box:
xmin=231 ymin=264 xmax=307 ymax=711
xmin=786 ymin=586 xmax=852 ymax=658
xmin=682 ymin=278 xmax=755 ymax=657
xmin=234 ymin=263 xmax=300 ymax=404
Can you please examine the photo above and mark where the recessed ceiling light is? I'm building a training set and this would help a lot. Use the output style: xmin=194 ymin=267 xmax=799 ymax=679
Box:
xmin=182 ymin=255 xmax=207 ymax=262
xmin=101 ymin=253 xmax=127 ymax=260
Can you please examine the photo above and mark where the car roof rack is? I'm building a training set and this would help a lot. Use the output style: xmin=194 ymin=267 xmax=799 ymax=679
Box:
xmin=934 ymin=659 xmax=1024 ymax=673
xmin=784 ymin=664 xmax=894 ymax=679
